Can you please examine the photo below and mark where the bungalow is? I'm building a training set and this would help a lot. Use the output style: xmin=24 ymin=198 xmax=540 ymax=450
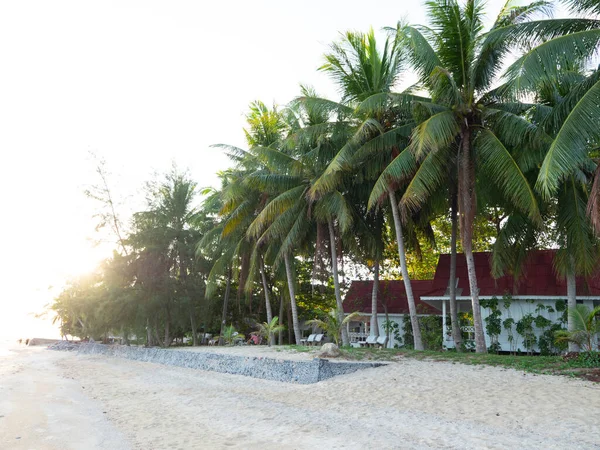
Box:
xmin=343 ymin=280 xmax=441 ymax=348
xmin=344 ymin=250 xmax=600 ymax=352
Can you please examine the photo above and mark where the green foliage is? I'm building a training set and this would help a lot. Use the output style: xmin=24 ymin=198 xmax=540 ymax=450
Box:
xmin=219 ymin=325 xmax=244 ymax=346
xmin=555 ymin=305 xmax=600 ymax=351
xmin=516 ymin=313 xmax=537 ymax=355
xmin=578 ymin=351 xmax=600 ymax=368
xmin=382 ymin=319 xmax=402 ymax=348
xmin=306 ymin=310 xmax=360 ymax=346
xmin=402 ymin=314 xmax=443 ymax=351
xmin=481 ymin=297 xmax=502 ymax=353
xmin=51 ymin=2 xmax=600 ymax=362
xmin=256 ymin=317 xmax=285 ymax=346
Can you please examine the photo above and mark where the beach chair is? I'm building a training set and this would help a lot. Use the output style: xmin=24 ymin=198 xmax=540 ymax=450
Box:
xmin=314 ymin=334 xmax=325 ymax=346
xmin=375 ymin=335 xmax=388 ymax=349
xmin=364 ymin=335 xmax=377 ymax=348
xmin=305 ymin=334 xmax=316 ymax=346
xmin=464 ymin=340 xmax=476 ymax=352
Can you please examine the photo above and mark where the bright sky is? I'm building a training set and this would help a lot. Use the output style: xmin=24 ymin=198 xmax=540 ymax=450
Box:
xmin=0 ymin=0 xmax=542 ymax=339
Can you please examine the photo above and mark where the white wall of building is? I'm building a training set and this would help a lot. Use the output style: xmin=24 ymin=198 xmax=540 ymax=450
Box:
xmin=442 ymin=298 xmax=599 ymax=353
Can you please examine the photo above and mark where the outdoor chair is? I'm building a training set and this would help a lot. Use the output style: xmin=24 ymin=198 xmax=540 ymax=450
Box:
xmin=375 ymin=335 xmax=388 ymax=349
xmin=464 ymin=340 xmax=476 ymax=352
xmin=313 ymin=334 xmax=325 ymax=346
xmin=364 ymin=335 xmax=377 ymax=348
xmin=305 ymin=334 xmax=316 ymax=346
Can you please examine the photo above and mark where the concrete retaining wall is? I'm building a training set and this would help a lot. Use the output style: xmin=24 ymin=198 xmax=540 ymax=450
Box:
xmin=65 ymin=344 xmax=383 ymax=384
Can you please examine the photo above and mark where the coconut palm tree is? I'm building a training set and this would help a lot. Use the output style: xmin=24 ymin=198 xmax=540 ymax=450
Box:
xmin=370 ymin=0 xmax=592 ymax=352
xmin=480 ymin=0 xmax=600 ymax=234
xmin=246 ymin=89 xmax=356 ymax=346
xmin=309 ymin=29 xmax=427 ymax=350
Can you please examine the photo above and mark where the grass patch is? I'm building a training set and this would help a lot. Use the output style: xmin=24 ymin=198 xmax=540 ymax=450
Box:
xmin=337 ymin=347 xmax=600 ymax=381
xmin=278 ymin=345 xmax=312 ymax=353
xmin=277 ymin=345 xmax=599 ymax=382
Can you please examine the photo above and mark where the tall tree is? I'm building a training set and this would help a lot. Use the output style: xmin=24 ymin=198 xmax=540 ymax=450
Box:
xmin=371 ymin=0 xmax=584 ymax=352
xmin=311 ymin=29 xmax=427 ymax=349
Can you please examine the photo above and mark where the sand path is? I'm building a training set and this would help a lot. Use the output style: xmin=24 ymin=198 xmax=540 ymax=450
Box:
xmin=2 ymin=344 xmax=600 ymax=449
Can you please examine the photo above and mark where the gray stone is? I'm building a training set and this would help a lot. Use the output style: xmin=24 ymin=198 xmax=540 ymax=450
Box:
xmin=318 ymin=343 xmax=340 ymax=358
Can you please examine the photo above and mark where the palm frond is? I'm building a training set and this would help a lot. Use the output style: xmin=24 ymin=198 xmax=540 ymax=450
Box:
xmin=399 ymin=25 xmax=442 ymax=84
xmin=475 ymin=129 xmax=540 ymax=222
xmin=247 ymin=186 xmax=306 ymax=238
xmin=409 ymin=110 xmax=459 ymax=159
xmin=537 ymin=78 xmax=600 ymax=198
xmin=368 ymin=149 xmax=417 ymax=209
xmin=402 ymin=145 xmax=453 ymax=213
xmin=501 ymin=25 xmax=600 ymax=95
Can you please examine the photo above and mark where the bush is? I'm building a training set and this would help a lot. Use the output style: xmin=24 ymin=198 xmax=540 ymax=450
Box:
xmin=579 ymin=351 xmax=600 ymax=368
xmin=402 ymin=315 xmax=443 ymax=351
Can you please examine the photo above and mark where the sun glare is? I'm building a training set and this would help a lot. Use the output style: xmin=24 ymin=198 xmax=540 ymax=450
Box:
xmin=0 ymin=240 xmax=110 ymax=341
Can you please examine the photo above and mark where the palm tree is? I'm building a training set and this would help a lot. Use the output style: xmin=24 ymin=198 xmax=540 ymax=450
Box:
xmin=311 ymin=29 xmax=427 ymax=350
xmin=555 ymin=305 xmax=600 ymax=352
xmin=153 ymin=170 xmax=203 ymax=345
xmin=306 ymin=310 xmax=361 ymax=346
xmin=256 ymin=316 xmax=286 ymax=346
xmin=503 ymin=64 xmax=600 ymax=352
xmin=246 ymin=90 xmax=355 ymax=346
xmin=372 ymin=1 xmax=587 ymax=352
xmin=199 ymin=101 xmax=289 ymax=344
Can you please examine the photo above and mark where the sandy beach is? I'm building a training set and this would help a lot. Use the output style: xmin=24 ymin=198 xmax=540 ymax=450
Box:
xmin=1 ymin=343 xmax=599 ymax=450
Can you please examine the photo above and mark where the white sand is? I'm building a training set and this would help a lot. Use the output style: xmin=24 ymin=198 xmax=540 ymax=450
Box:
xmin=1 ymin=343 xmax=599 ymax=449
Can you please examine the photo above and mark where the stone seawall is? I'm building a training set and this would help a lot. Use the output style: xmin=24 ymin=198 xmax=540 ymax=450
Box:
xmin=65 ymin=343 xmax=384 ymax=384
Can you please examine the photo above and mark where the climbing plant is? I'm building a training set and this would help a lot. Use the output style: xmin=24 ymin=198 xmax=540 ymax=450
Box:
xmin=382 ymin=319 xmax=402 ymax=348
xmin=480 ymin=298 xmax=502 ymax=353
xmin=516 ymin=314 xmax=537 ymax=355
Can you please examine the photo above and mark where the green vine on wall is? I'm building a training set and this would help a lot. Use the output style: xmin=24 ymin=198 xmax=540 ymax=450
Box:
xmin=480 ymin=295 xmax=568 ymax=355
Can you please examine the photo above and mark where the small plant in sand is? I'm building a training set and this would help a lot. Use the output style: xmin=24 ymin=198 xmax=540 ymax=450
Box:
xmin=256 ymin=317 xmax=285 ymax=346
xmin=218 ymin=325 xmax=244 ymax=346
xmin=306 ymin=310 xmax=361 ymax=347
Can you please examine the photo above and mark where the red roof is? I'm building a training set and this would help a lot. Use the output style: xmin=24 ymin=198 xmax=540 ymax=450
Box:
xmin=431 ymin=250 xmax=600 ymax=298
xmin=344 ymin=250 xmax=600 ymax=313
xmin=343 ymin=280 xmax=441 ymax=315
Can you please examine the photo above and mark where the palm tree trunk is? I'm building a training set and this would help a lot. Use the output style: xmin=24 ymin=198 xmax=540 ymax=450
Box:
xmin=371 ymin=260 xmax=380 ymax=337
xmin=189 ymin=309 xmax=198 ymax=346
xmin=388 ymin=188 xmax=423 ymax=350
xmin=153 ymin=317 xmax=161 ymax=347
xmin=284 ymin=253 xmax=302 ymax=345
xmin=146 ymin=318 xmax=153 ymax=346
xmin=327 ymin=218 xmax=349 ymax=347
xmin=164 ymin=305 xmax=171 ymax=348
xmin=278 ymin=292 xmax=285 ymax=345
xmin=567 ymin=256 xmax=579 ymax=352
xmin=286 ymin=293 xmax=292 ymax=345
xmin=449 ymin=194 xmax=463 ymax=351
xmin=219 ymin=267 xmax=232 ymax=346
xmin=259 ymin=255 xmax=274 ymax=345
xmin=458 ymin=126 xmax=486 ymax=353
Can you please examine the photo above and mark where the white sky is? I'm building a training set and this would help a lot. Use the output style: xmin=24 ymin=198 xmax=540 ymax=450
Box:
xmin=0 ymin=0 xmax=545 ymax=339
